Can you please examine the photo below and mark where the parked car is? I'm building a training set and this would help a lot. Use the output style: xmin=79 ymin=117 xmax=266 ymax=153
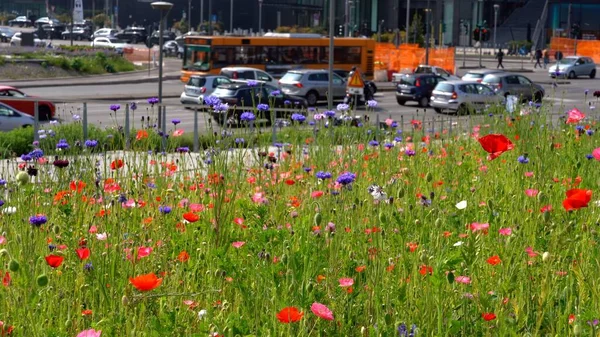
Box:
xmin=0 ymin=103 xmax=35 ymax=131
xmin=180 ymin=75 xmax=233 ymax=105
xmin=91 ymin=28 xmax=118 ymax=40
xmin=415 ymin=65 xmax=460 ymax=80
xmin=114 ymin=27 xmax=147 ymax=44
xmin=548 ymin=56 xmax=596 ymax=79
xmin=0 ymin=28 xmax=16 ymax=42
xmin=430 ymin=81 xmax=505 ymax=114
xmin=210 ymin=83 xmax=307 ymax=126
xmin=149 ymin=30 xmax=177 ymax=45
xmin=395 ymin=73 xmax=445 ymax=107
xmin=9 ymin=32 xmax=45 ymax=47
xmin=278 ymin=69 xmax=347 ymax=106
xmin=461 ymin=69 xmax=505 ymax=83
xmin=162 ymin=40 xmax=183 ymax=58
xmin=219 ymin=67 xmax=279 ymax=87
xmin=333 ymin=69 xmax=378 ymax=94
xmin=34 ymin=17 xmax=60 ymax=28
xmin=8 ymin=16 xmax=31 ymax=27
xmin=91 ymin=37 xmax=130 ymax=54
xmin=481 ymin=73 xmax=544 ymax=103
xmin=0 ymin=86 xmax=55 ymax=120
xmin=61 ymin=26 xmax=91 ymax=41
xmin=41 ymin=23 xmax=66 ymax=40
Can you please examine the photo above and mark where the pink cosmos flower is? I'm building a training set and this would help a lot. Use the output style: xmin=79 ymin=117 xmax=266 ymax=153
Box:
xmin=498 ymin=228 xmax=512 ymax=236
xmin=232 ymin=241 xmax=245 ymax=248
xmin=525 ymin=189 xmax=539 ymax=197
xmin=311 ymin=302 xmax=334 ymax=321
xmin=96 ymin=232 xmax=108 ymax=241
xmin=524 ymin=172 xmax=534 ymax=177
xmin=0 ymin=236 xmax=6 ymax=245
xmin=88 ymin=225 xmax=98 ymax=234
xmin=122 ymin=199 xmax=136 ymax=208
xmin=470 ymin=222 xmax=489 ymax=232
xmin=172 ymin=129 xmax=184 ymax=137
xmin=189 ymin=203 xmax=205 ymax=212
xmin=525 ymin=246 xmax=538 ymax=257
xmin=385 ymin=118 xmax=394 ymax=126
xmin=338 ymin=278 xmax=354 ymax=287
xmin=137 ymin=246 xmax=153 ymax=259
xmin=455 ymin=276 xmax=472 ymax=284
xmin=566 ymin=108 xmax=585 ymax=124
xmin=252 ymin=192 xmax=267 ymax=204
xmin=77 ymin=329 xmax=102 ymax=337
xmin=592 ymin=148 xmax=600 ymax=161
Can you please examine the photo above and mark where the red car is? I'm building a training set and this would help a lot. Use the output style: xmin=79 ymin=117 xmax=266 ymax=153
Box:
xmin=0 ymin=86 xmax=55 ymax=120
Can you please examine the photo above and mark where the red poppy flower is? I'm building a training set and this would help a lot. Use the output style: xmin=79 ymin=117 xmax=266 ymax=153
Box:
xmin=482 ymin=312 xmax=496 ymax=321
xmin=276 ymin=307 xmax=304 ymax=323
xmin=183 ymin=212 xmax=200 ymax=222
xmin=419 ymin=265 xmax=433 ymax=276
xmin=486 ymin=255 xmax=502 ymax=266
xmin=69 ymin=180 xmax=86 ymax=193
xmin=45 ymin=254 xmax=64 ymax=268
xmin=177 ymin=250 xmax=190 ymax=262
xmin=478 ymin=134 xmax=514 ymax=160
xmin=75 ymin=247 xmax=90 ymax=261
xmin=562 ymin=188 xmax=592 ymax=211
xmin=136 ymin=129 xmax=149 ymax=140
xmin=129 ymin=273 xmax=163 ymax=292
xmin=566 ymin=108 xmax=585 ymax=124
xmin=110 ymin=159 xmax=124 ymax=170
xmin=285 ymin=179 xmax=295 ymax=185
xmin=2 ymin=271 xmax=10 ymax=287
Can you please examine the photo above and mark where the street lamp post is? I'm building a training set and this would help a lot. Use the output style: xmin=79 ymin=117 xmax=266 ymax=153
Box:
xmin=151 ymin=1 xmax=173 ymax=131
xmin=200 ymin=0 xmax=204 ymax=32
xmin=188 ymin=0 xmax=192 ymax=32
xmin=230 ymin=0 xmax=233 ymax=33
xmin=406 ymin=0 xmax=410 ymax=43
xmin=477 ymin=0 xmax=483 ymax=68
xmin=327 ymin=0 xmax=334 ymax=110
xmin=424 ymin=8 xmax=431 ymax=64
xmin=258 ymin=0 xmax=263 ymax=35
xmin=493 ymin=4 xmax=499 ymax=49
xmin=208 ymin=0 xmax=212 ymax=35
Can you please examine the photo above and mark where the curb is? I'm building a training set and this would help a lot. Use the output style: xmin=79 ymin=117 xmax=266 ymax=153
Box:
xmin=5 ymin=66 xmax=160 ymax=83
xmin=53 ymin=94 xmax=182 ymax=102
xmin=9 ymin=74 xmax=181 ymax=89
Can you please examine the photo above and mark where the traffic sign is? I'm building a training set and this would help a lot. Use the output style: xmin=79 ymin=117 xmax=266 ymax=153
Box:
xmin=347 ymin=70 xmax=365 ymax=88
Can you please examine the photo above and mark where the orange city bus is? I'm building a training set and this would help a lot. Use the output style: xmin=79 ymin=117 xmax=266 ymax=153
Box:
xmin=180 ymin=33 xmax=375 ymax=83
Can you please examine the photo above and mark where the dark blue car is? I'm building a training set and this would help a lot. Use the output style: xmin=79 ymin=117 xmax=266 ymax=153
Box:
xmin=396 ymin=73 xmax=445 ymax=107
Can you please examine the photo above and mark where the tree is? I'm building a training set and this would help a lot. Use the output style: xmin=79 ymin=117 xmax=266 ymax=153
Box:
xmin=92 ymin=13 xmax=110 ymax=28
xmin=408 ymin=13 xmax=425 ymax=47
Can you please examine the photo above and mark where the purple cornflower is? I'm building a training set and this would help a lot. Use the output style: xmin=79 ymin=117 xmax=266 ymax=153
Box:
xmin=29 ymin=149 xmax=44 ymax=159
xmin=257 ymin=103 xmax=269 ymax=111
xmin=518 ymin=155 xmax=529 ymax=164
xmin=405 ymin=149 xmax=416 ymax=156
xmin=336 ymin=103 xmax=349 ymax=112
xmin=29 ymin=214 xmax=48 ymax=227
xmin=235 ymin=138 xmax=245 ymax=144
xmin=269 ymin=90 xmax=281 ymax=96
xmin=176 ymin=147 xmax=189 ymax=153
xmin=336 ymin=172 xmax=356 ymax=185
xmin=240 ymin=112 xmax=256 ymax=121
xmin=316 ymin=171 xmax=332 ymax=180
xmin=247 ymin=80 xmax=258 ymax=87
xmin=367 ymin=100 xmax=378 ymax=108
xmin=20 ymin=154 xmax=32 ymax=162
xmin=369 ymin=140 xmax=379 ymax=147
xmin=130 ymin=102 xmax=137 ymax=110
xmin=85 ymin=139 xmax=98 ymax=148
xmin=172 ymin=119 xmax=181 ymax=125
xmin=110 ymin=104 xmax=120 ymax=112
xmin=291 ymin=113 xmax=306 ymax=122
xmin=147 ymin=97 xmax=159 ymax=105
xmin=324 ymin=110 xmax=336 ymax=117
xmin=56 ymin=139 xmax=70 ymax=150
xmin=159 ymin=206 xmax=172 ymax=214
xmin=204 ymin=96 xmax=221 ymax=107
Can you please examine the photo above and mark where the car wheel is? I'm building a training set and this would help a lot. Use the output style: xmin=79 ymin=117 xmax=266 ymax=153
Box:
xmin=434 ymin=108 xmax=442 ymax=113
xmin=305 ymin=91 xmax=318 ymax=106
xmin=39 ymin=106 xmax=52 ymax=121
xmin=590 ymin=69 xmax=596 ymax=79
xmin=418 ymin=96 xmax=429 ymax=107
xmin=456 ymin=104 xmax=469 ymax=116
xmin=568 ymin=71 xmax=576 ymax=79
xmin=533 ymin=92 xmax=543 ymax=104
xmin=397 ymin=99 xmax=406 ymax=106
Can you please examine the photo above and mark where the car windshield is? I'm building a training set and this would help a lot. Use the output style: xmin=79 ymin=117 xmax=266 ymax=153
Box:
xmin=559 ymin=58 xmax=577 ymax=65
xmin=399 ymin=76 xmax=416 ymax=86
xmin=463 ymin=73 xmax=484 ymax=80
xmin=435 ymin=83 xmax=454 ymax=92
xmin=415 ymin=67 xmax=432 ymax=74
xmin=213 ymin=88 xmax=237 ymax=96
xmin=280 ymin=73 xmax=303 ymax=82
xmin=188 ymin=77 xmax=207 ymax=87
xmin=481 ymin=75 xmax=500 ymax=84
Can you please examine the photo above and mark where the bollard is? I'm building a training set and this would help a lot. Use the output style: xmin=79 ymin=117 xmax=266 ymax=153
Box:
xmin=33 ymin=101 xmax=39 ymax=142
xmin=125 ymin=103 xmax=130 ymax=150
xmin=82 ymin=102 xmax=88 ymax=141
xmin=193 ymin=108 xmax=199 ymax=152
xmin=161 ymin=106 xmax=167 ymax=152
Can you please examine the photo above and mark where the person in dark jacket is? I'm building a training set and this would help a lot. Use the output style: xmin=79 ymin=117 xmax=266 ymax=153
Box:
xmin=496 ymin=49 xmax=505 ymax=69
xmin=534 ymin=49 xmax=542 ymax=68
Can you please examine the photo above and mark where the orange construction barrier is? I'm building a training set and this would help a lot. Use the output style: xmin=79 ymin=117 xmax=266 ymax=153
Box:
xmin=573 ymin=40 xmax=600 ymax=64
xmin=549 ymin=37 xmax=600 ymax=63
xmin=375 ymin=43 xmax=456 ymax=76
xmin=549 ymin=37 xmax=577 ymax=57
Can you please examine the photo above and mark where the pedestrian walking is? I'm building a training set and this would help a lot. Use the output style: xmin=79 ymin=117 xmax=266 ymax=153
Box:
xmin=496 ymin=49 xmax=505 ymax=69
xmin=543 ymin=49 xmax=550 ymax=69
xmin=534 ymin=49 xmax=543 ymax=68
xmin=555 ymin=50 xmax=563 ymax=62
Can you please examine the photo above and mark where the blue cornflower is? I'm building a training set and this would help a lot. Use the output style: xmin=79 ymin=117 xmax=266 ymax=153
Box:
xmin=110 ymin=104 xmax=121 ymax=112
xmin=84 ymin=262 xmax=94 ymax=271
xmin=214 ymin=103 xmax=229 ymax=112
xmin=240 ymin=112 xmax=256 ymax=121
xmin=394 ymin=136 xmax=403 ymax=142
xmin=391 ymin=121 xmax=398 ymax=128
xmin=284 ymin=100 xmax=291 ymax=105
xmin=369 ymin=140 xmax=379 ymax=147
xmin=147 ymin=97 xmax=159 ymax=105
xmin=159 ymin=206 xmax=172 ymax=214
xmin=117 ymin=194 xmax=127 ymax=203
xmin=269 ymin=90 xmax=281 ymax=96
xmin=367 ymin=100 xmax=378 ymax=108
xmin=273 ymin=142 xmax=284 ymax=148
xmin=130 ymin=102 xmax=137 ymax=110
xmin=586 ymin=154 xmax=594 ymax=160
xmin=0 ymin=200 xmax=4 ymax=207
xmin=324 ymin=110 xmax=336 ymax=117
xmin=303 ymin=167 xmax=312 ymax=173
xmin=48 ymin=244 xmax=56 ymax=251
xmin=336 ymin=172 xmax=356 ymax=185
xmin=384 ymin=143 xmax=394 ymax=149
xmin=257 ymin=103 xmax=270 ymax=111
xmin=20 ymin=154 xmax=32 ymax=162
xmin=518 ymin=155 xmax=529 ymax=164
xmin=247 ymin=80 xmax=258 ymax=87
xmin=291 ymin=113 xmax=306 ymax=122
xmin=576 ymin=125 xmax=585 ymax=132
xmin=204 ymin=95 xmax=221 ymax=107
xmin=316 ymin=171 xmax=332 ymax=180
xmin=0 ymin=179 xmax=6 ymax=185
xmin=56 ymin=139 xmax=70 ymax=150
xmin=405 ymin=149 xmax=416 ymax=156
xmin=587 ymin=129 xmax=594 ymax=136
xmin=85 ymin=139 xmax=98 ymax=148
xmin=29 ymin=214 xmax=48 ymax=227
xmin=336 ymin=103 xmax=349 ymax=112
xmin=29 ymin=149 xmax=44 ymax=159
xmin=235 ymin=138 xmax=245 ymax=144
xmin=176 ymin=147 xmax=189 ymax=153
xmin=172 ymin=119 xmax=181 ymax=125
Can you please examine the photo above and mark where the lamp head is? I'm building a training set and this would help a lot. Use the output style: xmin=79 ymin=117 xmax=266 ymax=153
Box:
xmin=151 ymin=1 xmax=173 ymax=11
xmin=494 ymin=4 xmax=500 ymax=10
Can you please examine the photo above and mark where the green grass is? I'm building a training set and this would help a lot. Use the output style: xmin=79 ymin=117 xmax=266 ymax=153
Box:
xmin=0 ymin=101 xmax=598 ymax=336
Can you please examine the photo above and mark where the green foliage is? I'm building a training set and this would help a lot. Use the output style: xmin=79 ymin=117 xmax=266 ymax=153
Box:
xmin=508 ymin=40 xmax=533 ymax=51
xmin=275 ymin=26 xmax=327 ymax=35
xmin=408 ymin=13 xmax=425 ymax=47
xmin=91 ymin=13 xmax=110 ymax=28
xmin=173 ymin=19 xmax=189 ymax=34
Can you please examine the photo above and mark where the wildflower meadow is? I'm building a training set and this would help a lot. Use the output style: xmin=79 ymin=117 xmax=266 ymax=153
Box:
xmin=0 ymin=95 xmax=598 ymax=337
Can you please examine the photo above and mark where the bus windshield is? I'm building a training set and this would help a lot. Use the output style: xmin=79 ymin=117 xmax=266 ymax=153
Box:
xmin=183 ymin=46 xmax=211 ymax=71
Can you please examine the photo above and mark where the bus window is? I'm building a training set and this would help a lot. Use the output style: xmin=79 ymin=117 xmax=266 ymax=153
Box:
xmin=263 ymin=47 xmax=280 ymax=64
xmin=183 ymin=49 xmax=210 ymax=71
xmin=334 ymin=47 xmax=361 ymax=64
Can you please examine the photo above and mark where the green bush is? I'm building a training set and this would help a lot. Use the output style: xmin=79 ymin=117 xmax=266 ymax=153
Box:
xmin=70 ymin=57 xmax=84 ymax=72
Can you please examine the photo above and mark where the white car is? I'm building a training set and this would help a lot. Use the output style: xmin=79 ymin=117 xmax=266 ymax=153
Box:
xmin=0 ymin=103 xmax=35 ymax=131
xmin=91 ymin=37 xmax=130 ymax=54
xmin=548 ymin=56 xmax=597 ymax=79
xmin=430 ymin=80 xmax=505 ymax=114
xmin=91 ymin=28 xmax=118 ymax=40
xmin=162 ymin=40 xmax=183 ymax=58
xmin=180 ymin=75 xmax=233 ymax=105
xmin=34 ymin=17 xmax=60 ymax=27
xmin=219 ymin=67 xmax=279 ymax=87
xmin=10 ymin=32 xmax=45 ymax=47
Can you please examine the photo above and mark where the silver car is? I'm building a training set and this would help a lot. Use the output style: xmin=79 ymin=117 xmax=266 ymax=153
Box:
xmin=548 ymin=56 xmax=596 ymax=79
xmin=430 ymin=80 xmax=504 ymax=114
xmin=461 ymin=69 xmax=505 ymax=83
xmin=0 ymin=103 xmax=35 ymax=131
xmin=180 ymin=75 xmax=232 ymax=105
xmin=279 ymin=69 xmax=347 ymax=106
xmin=481 ymin=73 xmax=545 ymax=103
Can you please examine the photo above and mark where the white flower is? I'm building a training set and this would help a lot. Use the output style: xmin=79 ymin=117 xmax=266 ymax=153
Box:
xmin=453 ymin=241 xmax=464 ymax=247
xmin=1 ymin=206 xmax=16 ymax=214
xmin=198 ymin=309 xmax=207 ymax=320
xmin=96 ymin=232 xmax=108 ymax=241
xmin=455 ymin=200 xmax=467 ymax=210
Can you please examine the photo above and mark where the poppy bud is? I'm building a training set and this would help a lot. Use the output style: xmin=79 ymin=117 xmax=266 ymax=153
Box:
xmin=53 ymin=225 xmax=60 ymax=234
xmin=396 ymin=188 xmax=405 ymax=199
xmin=313 ymin=213 xmax=322 ymax=227
xmin=543 ymin=211 xmax=550 ymax=222
xmin=0 ymin=249 xmax=8 ymax=257
xmin=542 ymin=252 xmax=551 ymax=262
xmin=537 ymin=191 xmax=546 ymax=203
xmin=16 ymin=171 xmax=29 ymax=185
xmin=435 ymin=218 xmax=441 ymax=227
xmin=573 ymin=323 xmax=582 ymax=336
xmin=426 ymin=172 xmax=432 ymax=182
xmin=8 ymin=259 xmax=19 ymax=271
xmin=122 ymin=295 xmax=130 ymax=306
xmin=37 ymin=274 xmax=49 ymax=287
xmin=65 ymin=319 xmax=71 ymax=328
xmin=378 ymin=211 xmax=387 ymax=224
xmin=487 ymin=199 xmax=494 ymax=209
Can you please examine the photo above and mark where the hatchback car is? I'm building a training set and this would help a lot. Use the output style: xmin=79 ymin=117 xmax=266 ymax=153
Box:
xmin=9 ymin=32 xmax=45 ymax=47
xmin=91 ymin=28 xmax=118 ymax=40
xmin=549 ymin=56 xmax=596 ymax=79
xmin=8 ymin=16 xmax=31 ymax=27
xmin=481 ymin=73 xmax=544 ymax=103
xmin=430 ymin=81 xmax=504 ymax=114
xmin=461 ymin=69 xmax=505 ymax=83
xmin=414 ymin=65 xmax=460 ymax=81
xmin=220 ymin=67 xmax=279 ymax=88
xmin=0 ymin=86 xmax=55 ymax=120
xmin=210 ymin=83 xmax=307 ymax=126
xmin=396 ymin=73 xmax=445 ymax=107
xmin=0 ymin=103 xmax=35 ymax=131
xmin=279 ymin=69 xmax=347 ymax=106
xmin=0 ymin=28 xmax=16 ymax=42
xmin=180 ymin=75 xmax=232 ymax=105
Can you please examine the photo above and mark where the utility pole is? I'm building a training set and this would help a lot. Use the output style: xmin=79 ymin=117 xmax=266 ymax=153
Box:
xmin=425 ymin=7 xmax=430 ymax=64
xmin=406 ymin=0 xmax=410 ymax=43
xmin=327 ymin=0 xmax=334 ymax=110
xmin=230 ymin=0 xmax=233 ymax=33
xmin=70 ymin=0 xmax=74 ymax=46
xmin=258 ymin=0 xmax=263 ymax=35
xmin=493 ymin=4 xmax=499 ymax=49
xmin=566 ymin=3 xmax=572 ymax=38
xmin=200 ymin=0 xmax=204 ymax=32
xmin=477 ymin=0 xmax=483 ymax=68
xmin=188 ymin=0 xmax=192 ymax=32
